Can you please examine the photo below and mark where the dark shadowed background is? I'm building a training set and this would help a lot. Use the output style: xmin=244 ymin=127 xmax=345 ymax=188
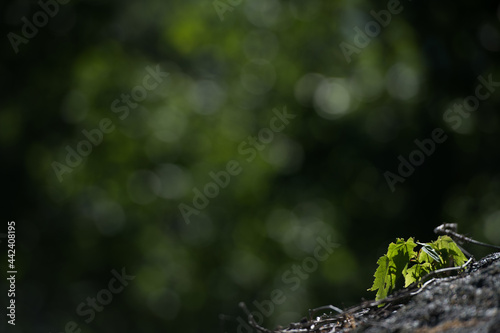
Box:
xmin=2 ymin=0 xmax=500 ymax=332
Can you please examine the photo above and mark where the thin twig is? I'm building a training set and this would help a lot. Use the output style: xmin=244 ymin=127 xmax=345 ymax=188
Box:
xmin=417 ymin=257 xmax=473 ymax=285
xmin=239 ymin=302 xmax=274 ymax=333
xmin=308 ymin=304 xmax=343 ymax=321
xmin=434 ymin=223 xmax=500 ymax=250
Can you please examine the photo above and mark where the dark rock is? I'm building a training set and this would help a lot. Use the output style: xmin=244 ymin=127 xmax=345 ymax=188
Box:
xmin=273 ymin=253 xmax=500 ymax=333
xmin=352 ymin=252 xmax=500 ymax=332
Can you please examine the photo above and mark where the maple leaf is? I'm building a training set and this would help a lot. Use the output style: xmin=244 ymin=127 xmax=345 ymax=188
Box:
xmin=369 ymin=236 xmax=467 ymax=300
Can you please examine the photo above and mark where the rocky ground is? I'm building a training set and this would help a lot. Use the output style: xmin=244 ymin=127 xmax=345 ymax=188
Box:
xmin=263 ymin=252 xmax=500 ymax=333
xmin=350 ymin=252 xmax=500 ymax=332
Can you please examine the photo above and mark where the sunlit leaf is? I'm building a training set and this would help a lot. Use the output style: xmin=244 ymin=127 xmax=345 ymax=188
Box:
xmin=417 ymin=242 xmax=443 ymax=264
xmin=370 ymin=236 xmax=468 ymax=300
xmin=367 ymin=254 xmax=395 ymax=301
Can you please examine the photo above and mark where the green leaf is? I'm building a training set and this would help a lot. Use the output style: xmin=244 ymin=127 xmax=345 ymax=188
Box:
xmin=368 ymin=238 xmax=417 ymax=301
xmin=432 ymin=236 xmax=468 ymax=267
xmin=369 ymin=236 xmax=468 ymax=301
xmin=389 ymin=238 xmax=417 ymax=286
xmin=417 ymin=242 xmax=443 ymax=264
xmin=367 ymin=254 xmax=395 ymax=301
xmin=404 ymin=262 xmax=432 ymax=287
xmin=388 ymin=238 xmax=418 ymax=262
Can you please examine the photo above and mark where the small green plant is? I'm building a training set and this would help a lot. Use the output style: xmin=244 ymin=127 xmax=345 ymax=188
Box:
xmin=368 ymin=236 xmax=468 ymax=301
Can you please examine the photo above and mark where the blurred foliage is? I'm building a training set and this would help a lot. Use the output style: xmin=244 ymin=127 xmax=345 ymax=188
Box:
xmin=2 ymin=0 xmax=500 ymax=332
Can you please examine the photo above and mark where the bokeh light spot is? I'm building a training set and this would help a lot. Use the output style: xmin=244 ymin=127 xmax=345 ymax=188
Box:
xmin=156 ymin=164 xmax=191 ymax=199
xmin=294 ymin=73 xmax=325 ymax=107
xmin=244 ymin=0 xmax=282 ymax=28
xmin=386 ymin=63 xmax=420 ymax=100
xmin=188 ymin=80 xmax=226 ymax=115
xmin=314 ymin=78 xmax=351 ymax=119
xmin=484 ymin=210 xmax=500 ymax=244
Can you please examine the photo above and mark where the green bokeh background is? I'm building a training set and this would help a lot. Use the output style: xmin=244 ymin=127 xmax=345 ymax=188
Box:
xmin=2 ymin=0 xmax=500 ymax=332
